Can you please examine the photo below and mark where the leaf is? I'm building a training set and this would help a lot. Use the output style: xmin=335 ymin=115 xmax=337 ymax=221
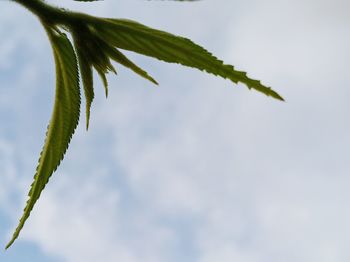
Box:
xmin=108 ymin=47 xmax=158 ymax=85
xmin=75 ymin=44 xmax=94 ymax=130
xmin=72 ymin=24 xmax=116 ymax=100
xmin=97 ymin=38 xmax=158 ymax=85
xmin=6 ymin=27 xmax=81 ymax=249
xmin=88 ymin=18 xmax=283 ymax=100
xmin=96 ymin=67 xmax=109 ymax=98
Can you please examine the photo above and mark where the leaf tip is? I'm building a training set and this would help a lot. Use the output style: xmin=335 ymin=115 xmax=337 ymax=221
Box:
xmin=150 ymin=78 xmax=159 ymax=86
xmin=270 ymin=90 xmax=285 ymax=102
xmin=5 ymin=234 xmax=17 ymax=250
xmin=5 ymin=242 xmax=12 ymax=250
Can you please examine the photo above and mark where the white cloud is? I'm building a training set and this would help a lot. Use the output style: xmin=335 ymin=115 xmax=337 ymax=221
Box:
xmin=0 ymin=139 xmax=19 ymax=214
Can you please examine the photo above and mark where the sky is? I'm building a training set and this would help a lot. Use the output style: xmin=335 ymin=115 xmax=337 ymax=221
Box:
xmin=1 ymin=0 xmax=350 ymax=261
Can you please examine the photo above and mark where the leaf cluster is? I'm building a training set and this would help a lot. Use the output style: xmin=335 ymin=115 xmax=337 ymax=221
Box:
xmin=6 ymin=0 xmax=283 ymax=249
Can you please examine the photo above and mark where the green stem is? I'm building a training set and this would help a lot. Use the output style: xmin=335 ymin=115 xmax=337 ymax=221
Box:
xmin=12 ymin=0 xmax=77 ymax=25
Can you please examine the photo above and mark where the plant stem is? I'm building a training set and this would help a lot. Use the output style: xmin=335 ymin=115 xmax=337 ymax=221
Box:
xmin=11 ymin=0 xmax=77 ymax=25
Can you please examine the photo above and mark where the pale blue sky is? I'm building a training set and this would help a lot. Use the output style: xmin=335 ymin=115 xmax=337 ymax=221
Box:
xmin=1 ymin=0 xmax=350 ymax=261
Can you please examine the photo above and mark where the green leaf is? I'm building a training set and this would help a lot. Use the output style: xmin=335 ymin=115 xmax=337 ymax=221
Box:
xmin=6 ymin=27 xmax=81 ymax=249
xmin=89 ymin=18 xmax=283 ymax=100
xmin=98 ymin=39 xmax=158 ymax=85
xmin=75 ymin=45 xmax=94 ymax=130
xmin=72 ymin=24 xmax=116 ymax=100
xmin=96 ymin=67 xmax=109 ymax=98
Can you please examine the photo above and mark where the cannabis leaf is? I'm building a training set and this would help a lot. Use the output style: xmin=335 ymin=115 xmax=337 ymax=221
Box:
xmin=71 ymin=20 xmax=158 ymax=128
xmin=89 ymin=17 xmax=283 ymax=100
xmin=6 ymin=0 xmax=284 ymax=248
xmin=6 ymin=25 xmax=81 ymax=249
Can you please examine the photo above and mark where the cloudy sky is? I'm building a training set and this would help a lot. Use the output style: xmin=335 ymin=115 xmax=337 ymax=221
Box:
xmin=1 ymin=0 xmax=350 ymax=261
